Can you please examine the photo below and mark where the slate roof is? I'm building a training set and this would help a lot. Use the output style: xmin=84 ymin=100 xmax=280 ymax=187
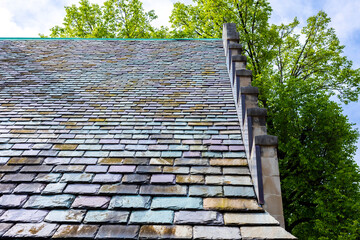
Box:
xmin=0 ymin=39 xmax=295 ymax=239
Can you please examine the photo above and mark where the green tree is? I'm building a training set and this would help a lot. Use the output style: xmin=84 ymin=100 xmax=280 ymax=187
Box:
xmin=171 ymin=0 xmax=360 ymax=239
xmin=41 ymin=0 xmax=168 ymax=38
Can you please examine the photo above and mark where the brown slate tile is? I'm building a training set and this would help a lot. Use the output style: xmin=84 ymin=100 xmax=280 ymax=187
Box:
xmin=99 ymin=184 xmax=139 ymax=194
xmin=140 ymin=185 xmax=187 ymax=196
xmin=7 ymin=157 xmax=44 ymax=165
xmin=139 ymin=225 xmax=192 ymax=239
xmin=53 ymin=224 xmax=98 ymax=238
xmin=203 ymin=198 xmax=263 ymax=211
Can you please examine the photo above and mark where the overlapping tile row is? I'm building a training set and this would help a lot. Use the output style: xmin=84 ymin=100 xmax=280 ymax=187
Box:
xmin=0 ymin=40 xmax=294 ymax=239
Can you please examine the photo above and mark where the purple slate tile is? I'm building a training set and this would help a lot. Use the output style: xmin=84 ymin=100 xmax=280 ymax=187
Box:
xmin=72 ymin=196 xmax=111 ymax=209
xmin=0 ymin=183 xmax=16 ymax=193
xmin=64 ymin=184 xmax=100 ymax=194
xmin=209 ymin=145 xmax=229 ymax=151
xmin=85 ymin=165 xmax=108 ymax=173
xmin=92 ymin=174 xmax=122 ymax=183
xmin=229 ymin=145 xmax=245 ymax=151
xmin=0 ymin=209 xmax=49 ymax=223
xmin=109 ymin=165 xmax=136 ymax=173
xmin=183 ymin=151 xmax=201 ymax=158
xmin=13 ymin=183 xmax=45 ymax=194
xmin=99 ymin=139 xmax=119 ymax=144
xmin=0 ymin=195 xmax=28 ymax=207
xmin=150 ymin=174 xmax=176 ymax=184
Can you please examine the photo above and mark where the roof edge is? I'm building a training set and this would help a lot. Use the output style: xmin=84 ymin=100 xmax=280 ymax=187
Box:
xmin=0 ymin=37 xmax=221 ymax=41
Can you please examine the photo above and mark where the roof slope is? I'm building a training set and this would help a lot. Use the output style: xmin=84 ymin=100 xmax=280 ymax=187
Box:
xmin=0 ymin=40 xmax=294 ymax=239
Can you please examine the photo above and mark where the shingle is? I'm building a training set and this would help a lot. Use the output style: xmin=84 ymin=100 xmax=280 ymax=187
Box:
xmin=129 ymin=210 xmax=174 ymax=224
xmin=139 ymin=225 xmax=192 ymax=239
xmin=96 ymin=225 xmax=139 ymax=239
xmin=53 ymin=224 xmax=98 ymax=238
xmin=4 ymin=223 xmax=58 ymax=238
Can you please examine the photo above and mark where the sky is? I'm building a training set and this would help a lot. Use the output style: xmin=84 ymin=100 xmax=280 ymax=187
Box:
xmin=0 ymin=0 xmax=359 ymax=166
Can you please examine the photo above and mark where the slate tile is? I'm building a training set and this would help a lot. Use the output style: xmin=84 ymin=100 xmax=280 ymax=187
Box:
xmin=8 ymin=157 xmax=43 ymax=165
xmin=72 ymin=196 xmax=110 ymax=208
xmin=0 ymin=183 xmax=16 ymax=193
xmin=54 ymin=165 xmax=85 ymax=173
xmin=109 ymin=151 xmax=135 ymax=157
xmin=44 ymin=157 xmax=71 ymax=165
xmin=240 ymin=226 xmax=296 ymax=239
xmin=135 ymin=151 xmax=161 ymax=157
xmin=203 ymin=198 xmax=263 ymax=211
xmin=84 ymin=151 xmax=109 ymax=157
xmin=45 ymin=210 xmax=85 ymax=223
xmin=0 ymin=223 xmax=12 ymax=236
xmin=189 ymin=186 xmax=223 ymax=197
xmin=163 ymin=166 xmax=189 ymax=174
xmin=149 ymin=158 xmax=174 ymax=165
xmin=57 ymin=151 xmax=84 ymax=157
xmin=0 ymin=195 xmax=28 ymax=207
xmin=109 ymin=195 xmax=151 ymax=209
xmin=64 ymin=184 xmax=100 ymax=194
xmin=96 ymin=225 xmax=139 ymax=239
xmin=13 ymin=183 xmax=45 ymax=194
xmin=60 ymin=173 xmax=93 ymax=182
xmin=4 ymin=223 xmax=58 ymax=238
xmin=224 ymin=212 xmax=279 ymax=225
xmin=151 ymin=197 xmax=202 ymax=210
xmin=223 ymin=186 xmax=256 ymax=197
xmin=150 ymin=174 xmax=175 ymax=184
xmin=0 ymin=209 xmax=48 ymax=223
xmin=84 ymin=210 xmax=129 ymax=223
xmin=190 ymin=167 xmax=222 ymax=174
xmin=0 ymin=165 xmax=21 ymax=172
xmin=43 ymin=183 xmax=67 ymax=194
xmin=99 ymin=184 xmax=139 ymax=194
xmin=20 ymin=165 xmax=53 ymax=172
xmin=129 ymin=210 xmax=174 ymax=224
xmin=70 ymin=157 xmax=98 ymax=164
xmin=139 ymin=225 xmax=192 ymax=239
xmin=140 ymin=185 xmax=187 ymax=196
xmin=137 ymin=166 xmax=162 ymax=173
xmin=53 ymin=224 xmax=98 ymax=238
xmin=193 ymin=226 xmax=241 ymax=239
xmin=85 ymin=165 xmax=108 ymax=173
xmin=0 ymin=173 xmax=35 ymax=182
xmin=93 ymin=173 xmax=122 ymax=183
xmin=24 ymin=195 xmax=75 ymax=209
xmin=108 ymin=165 xmax=136 ymax=173
xmin=122 ymin=174 xmax=150 ymax=183
xmin=34 ymin=173 xmax=62 ymax=183
xmin=174 ymin=211 xmax=223 ymax=225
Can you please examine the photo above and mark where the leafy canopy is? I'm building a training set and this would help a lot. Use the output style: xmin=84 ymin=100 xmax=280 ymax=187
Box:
xmin=170 ymin=0 xmax=360 ymax=239
xmin=40 ymin=0 xmax=168 ymax=38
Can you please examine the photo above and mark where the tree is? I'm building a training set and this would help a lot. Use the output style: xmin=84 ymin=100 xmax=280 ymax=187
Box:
xmin=171 ymin=0 xmax=360 ymax=239
xmin=40 ymin=0 xmax=168 ymax=38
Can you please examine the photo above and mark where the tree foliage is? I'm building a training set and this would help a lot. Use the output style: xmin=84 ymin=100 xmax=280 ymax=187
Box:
xmin=171 ymin=0 xmax=360 ymax=239
xmin=41 ymin=0 xmax=168 ymax=38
